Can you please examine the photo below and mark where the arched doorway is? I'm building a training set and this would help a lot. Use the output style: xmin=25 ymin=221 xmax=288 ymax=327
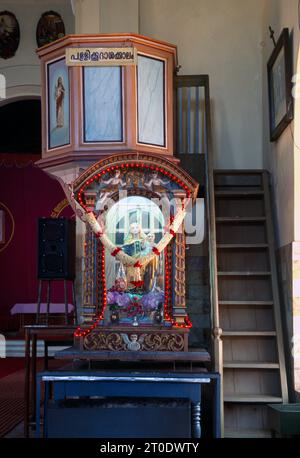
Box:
xmin=0 ymin=98 xmax=41 ymax=154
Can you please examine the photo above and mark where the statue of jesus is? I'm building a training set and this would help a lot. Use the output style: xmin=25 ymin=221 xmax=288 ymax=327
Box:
xmin=55 ymin=76 xmax=65 ymax=128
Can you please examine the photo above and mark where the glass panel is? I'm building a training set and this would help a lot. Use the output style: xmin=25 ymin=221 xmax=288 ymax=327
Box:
xmin=83 ymin=66 xmax=122 ymax=142
xmin=105 ymin=196 xmax=165 ymax=326
xmin=137 ymin=55 xmax=165 ymax=146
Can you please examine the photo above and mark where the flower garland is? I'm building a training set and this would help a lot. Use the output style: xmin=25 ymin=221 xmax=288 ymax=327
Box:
xmin=125 ymin=299 xmax=143 ymax=318
xmin=73 ymin=162 xmax=190 ymax=273
xmin=84 ymin=205 xmax=187 ymax=275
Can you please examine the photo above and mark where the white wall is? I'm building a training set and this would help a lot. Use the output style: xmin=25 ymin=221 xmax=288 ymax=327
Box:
xmin=261 ymin=0 xmax=300 ymax=396
xmin=1 ymin=0 xmax=264 ymax=170
xmin=139 ymin=0 xmax=264 ymax=169
xmin=2 ymin=0 xmax=296 ymax=236
xmin=261 ymin=0 xmax=299 ymax=248
xmin=100 ymin=0 xmax=139 ymax=34
xmin=0 ymin=0 xmax=74 ymax=102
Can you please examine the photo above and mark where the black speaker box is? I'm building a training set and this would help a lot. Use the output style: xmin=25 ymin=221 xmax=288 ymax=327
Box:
xmin=37 ymin=218 xmax=76 ymax=279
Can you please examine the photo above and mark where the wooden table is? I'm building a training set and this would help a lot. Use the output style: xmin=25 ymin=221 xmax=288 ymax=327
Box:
xmin=24 ymin=325 xmax=76 ymax=438
xmin=12 ymin=303 xmax=74 ymax=330
xmin=36 ymin=368 xmax=221 ymax=438
xmin=25 ymin=326 xmax=212 ymax=437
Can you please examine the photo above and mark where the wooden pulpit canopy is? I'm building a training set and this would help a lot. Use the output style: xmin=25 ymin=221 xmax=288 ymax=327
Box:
xmin=36 ymin=33 xmax=178 ymax=169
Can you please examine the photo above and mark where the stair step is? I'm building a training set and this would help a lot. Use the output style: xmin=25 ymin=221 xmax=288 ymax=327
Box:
xmin=216 ymin=216 xmax=266 ymax=222
xmin=223 ymin=362 xmax=279 ymax=369
xmin=215 ymin=191 xmax=264 ymax=197
xmin=213 ymin=170 xmax=288 ymax=438
xmin=218 ymin=271 xmax=271 ymax=277
xmin=224 ymin=395 xmax=282 ymax=403
xmin=219 ymin=301 xmax=273 ymax=306
xmin=224 ymin=429 xmax=272 ymax=438
xmin=214 ymin=170 xmax=264 ymax=175
xmin=222 ymin=331 xmax=276 ymax=337
xmin=217 ymin=243 xmax=268 ymax=249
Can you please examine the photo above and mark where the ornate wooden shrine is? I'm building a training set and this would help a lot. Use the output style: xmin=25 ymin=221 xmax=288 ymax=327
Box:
xmin=36 ymin=34 xmax=200 ymax=353
xmin=72 ymin=151 xmax=198 ymax=352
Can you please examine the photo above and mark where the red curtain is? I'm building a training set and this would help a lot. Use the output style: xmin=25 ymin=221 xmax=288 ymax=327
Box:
xmin=0 ymin=157 xmax=73 ymax=330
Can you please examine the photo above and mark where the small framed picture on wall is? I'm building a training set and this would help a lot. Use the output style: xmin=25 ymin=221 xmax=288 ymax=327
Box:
xmin=36 ymin=11 xmax=65 ymax=48
xmin=267 ymin=28 xmax=294 ymax=142
xmin=0 ymin=11 xmax=20 ymax=59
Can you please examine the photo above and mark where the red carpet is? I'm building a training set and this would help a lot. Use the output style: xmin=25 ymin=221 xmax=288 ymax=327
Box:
xmin=0 ymin=367 xmax=26 ymax=437
xmin=0 ymin=358 xmax=25 ymax=378
xmin=0 ymin=358 xmax=64 ymax=437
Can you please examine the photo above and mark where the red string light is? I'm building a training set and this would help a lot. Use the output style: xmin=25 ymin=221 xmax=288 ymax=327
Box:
xmin=163 ymin=247 xmax=171 ymax=323
xmin=162 ymin=247 xmax=192 ymax=329
xmin=77 ymin=162 xmax=192 ymax=213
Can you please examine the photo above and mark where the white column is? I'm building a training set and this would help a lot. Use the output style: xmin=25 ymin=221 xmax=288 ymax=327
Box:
xmin=99 ymin=0 xmax=139 ymax=33
xmin=72 ymin=0 xmax=139 ymax=34
xmin=72 ymin=0 xmax=102 ymax=34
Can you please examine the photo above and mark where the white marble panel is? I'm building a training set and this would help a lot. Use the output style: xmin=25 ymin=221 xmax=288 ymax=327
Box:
xmin=137 ymin=55 xmax=165 ymax=146
xmin=84 ymin=66 xmax=122 ymax=142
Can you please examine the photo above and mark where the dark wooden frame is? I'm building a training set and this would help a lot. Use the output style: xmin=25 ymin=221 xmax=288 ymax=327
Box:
xmin=46 ymin=57 xmax=71 ymax=150
xmin=36 ymin=10 xmax=65 ymax=48
xmin=0 ymin=10 xmax=20 ymax=59
xmin=267 ymin=28 xmax=293 ymax=142
xmin=0 ymin=209 xmax=4 ymax=244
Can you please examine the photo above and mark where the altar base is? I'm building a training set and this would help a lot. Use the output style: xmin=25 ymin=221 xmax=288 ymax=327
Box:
xmin=77 ymin=326 xmax=190 ymax=352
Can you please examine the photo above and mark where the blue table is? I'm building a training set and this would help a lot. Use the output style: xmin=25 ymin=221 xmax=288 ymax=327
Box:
xmin=36 ymin=370 xmax=221 ymax=438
